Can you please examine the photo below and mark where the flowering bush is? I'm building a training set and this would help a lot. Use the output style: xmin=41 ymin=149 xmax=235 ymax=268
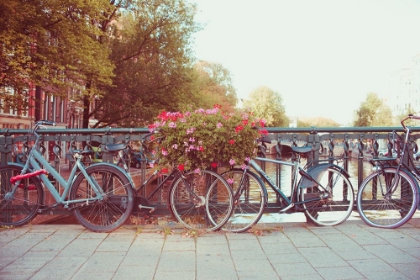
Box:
xmin=148 ymin=105 xmax=268 ymax=171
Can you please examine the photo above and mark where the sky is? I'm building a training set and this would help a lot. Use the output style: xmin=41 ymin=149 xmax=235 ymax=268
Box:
xmin=189 ymin=0 xmax=420 ymax=125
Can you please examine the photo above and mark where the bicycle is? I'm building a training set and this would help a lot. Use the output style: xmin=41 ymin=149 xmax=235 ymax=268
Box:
xmin=357 ymin=114 xmax=420 ymax=229
xmin=221 ymin=138 xmax=355 ymax=233
xmin=105 ymin=132 xmax=234 ymax=231
xmin=0 ymin=120 xmax=134 ymax=232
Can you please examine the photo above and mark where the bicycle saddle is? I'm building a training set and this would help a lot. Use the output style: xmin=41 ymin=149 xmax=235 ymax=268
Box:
xmin=105 ymin=143 xmax=127 ymax=152
xmin=291 ymin=145 xmax=312 ymax=154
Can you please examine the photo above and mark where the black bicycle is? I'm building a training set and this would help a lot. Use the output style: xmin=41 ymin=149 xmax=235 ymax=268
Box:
xmin=105 ymin=132 xmax=235 ymax=231
xmin=357 ymin=114 xmax=420 ymax=229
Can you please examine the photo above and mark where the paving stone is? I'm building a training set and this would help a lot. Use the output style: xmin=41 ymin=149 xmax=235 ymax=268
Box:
xmin=0 ymin=220 xmax=419 ymax=279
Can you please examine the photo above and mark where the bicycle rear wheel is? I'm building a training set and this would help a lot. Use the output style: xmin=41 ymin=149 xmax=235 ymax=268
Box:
xmin=70 ymin=164 xmax=134 ymax=232
xmin=357 ymin=167 xmax=418 ymax=229
xmin=168 ymin=169 xmax=233 ymax=231
xmin=0 ymin=165 xmax=43 ymax=227
xmin=301 ymin=166 xmax=354 ymax=226
xmin=221 ymin=169 xmax=266 ymax=233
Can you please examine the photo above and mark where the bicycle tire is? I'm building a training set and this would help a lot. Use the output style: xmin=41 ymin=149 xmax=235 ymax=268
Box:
xmin=357 ymin=167 xmax=418 ymax=229
xmin=221 ymin=169 xmax=266 ymax=233
xmin=301 ymin=166 xmax=354 ymax=226
xmin=168 ymin=169 xmax=233 ymax=231
xmin=0 ymin=165 xmax=43 ymax=227
xmin=70 ymin=164 xmax=134 ymax=232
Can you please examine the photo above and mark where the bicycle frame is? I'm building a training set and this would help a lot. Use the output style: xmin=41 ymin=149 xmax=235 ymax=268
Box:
xmin=11 ymin=133 xmax=106 ymax=206
xmin=247 ymin=154 xmax=347 ymax=210
xmin=249 ymin=156 xmax=299 ymax=207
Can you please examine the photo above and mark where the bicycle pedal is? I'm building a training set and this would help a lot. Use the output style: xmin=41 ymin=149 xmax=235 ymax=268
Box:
xmin=320 ymin=193 xmax=330 ymax=199
xmin=138 ymin=204 xmax=156 ymax=213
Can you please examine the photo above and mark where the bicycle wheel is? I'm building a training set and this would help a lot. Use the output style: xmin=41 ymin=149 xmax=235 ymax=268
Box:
xmin=0 ymin=165 xmax=43 ymax=227
xmin=168 ymin=169 xmax=233 ymax=231
xmin=357 ymin=167 xmax=418 ymax=229
xmin=301 ymin=166 xmax=354 ymax=226
xmin=221 ymin=169 xmax=266 ymax=233
xmin=70 ymin=164 xmax=134 ymax=232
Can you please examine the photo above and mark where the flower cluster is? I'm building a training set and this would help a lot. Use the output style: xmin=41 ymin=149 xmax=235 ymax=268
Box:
xmin=148 ymin=105 xmax=268 ymax=171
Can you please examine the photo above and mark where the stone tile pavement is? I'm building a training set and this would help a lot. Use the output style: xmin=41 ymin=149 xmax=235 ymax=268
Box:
xmin=1 ymin=218 xmax=420 ymax=280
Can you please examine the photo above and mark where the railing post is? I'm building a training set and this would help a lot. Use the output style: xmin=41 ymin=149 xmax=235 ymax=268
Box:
xmin=357 ymin=133 xmax=366 ymax=188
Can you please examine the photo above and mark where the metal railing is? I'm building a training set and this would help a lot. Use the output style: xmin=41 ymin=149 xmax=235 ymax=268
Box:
xmin=1 ymin=126 xmax=420 ymax=217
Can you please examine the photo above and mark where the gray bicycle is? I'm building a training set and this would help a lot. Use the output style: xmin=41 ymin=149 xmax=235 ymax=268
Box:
xmin=222 ymin=138 xmax=355 ymax=233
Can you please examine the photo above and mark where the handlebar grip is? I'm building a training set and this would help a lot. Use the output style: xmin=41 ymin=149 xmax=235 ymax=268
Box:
xmin=409 ymin=115 xmax=420 ymax=120
xmin=36 ymin=120 xmax=56 ymax=126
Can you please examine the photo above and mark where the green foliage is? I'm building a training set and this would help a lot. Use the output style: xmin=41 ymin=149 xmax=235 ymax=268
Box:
xmin=297 ymin=117 xmax=340 ymax=127
xmin=149 ymin=105 xmax=267 ymax=170
xmin=190 ymin=61 xmax=238 ymax=112
xmin=243 ymin=86 xmax=289 ymax=127
xmin=93 ymin=0 xmax=200 ymax=127
xmin=0 ymin=0 xmax=114 ymax=108
xmin=353 ymin=92 xmax=393 ymax=126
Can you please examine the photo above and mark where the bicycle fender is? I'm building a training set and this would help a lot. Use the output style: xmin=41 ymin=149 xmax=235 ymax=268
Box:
xmin=5 ymin=162 xmax=26 ymax=168
xmin=397 ymin=167 xmax=420 ymax=211
xmin=299 ymin=163 xmax=350 ymax=189
xmin=245 ymin=169 xmax=269 ymax=200
xmin=224 ymin=168 xmax=269 ymax=202
xmin=379 ymin=167 xmax=420 ymax=210
xmin=75 ymin=162 xmax=136 ymax=188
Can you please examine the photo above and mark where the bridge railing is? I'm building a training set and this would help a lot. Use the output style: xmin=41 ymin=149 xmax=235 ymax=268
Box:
xmin=1 ymin=126 xmax=420 ymax=216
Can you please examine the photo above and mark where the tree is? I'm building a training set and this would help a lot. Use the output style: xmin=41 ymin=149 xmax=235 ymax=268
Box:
xmin=297 ymin=117 xmax=340 ymax=127
xmin=0 ymin=0 xmax=115 ymax=116
xmin=190 ymin=60 xmax=237 ymax=112
xmin=91 ymin=0 xmax=201 ymax=127
xmin=243 ymin=86 xmax=288 ymax=127
xmin=353 ymin=92 xmax=393 ymax=126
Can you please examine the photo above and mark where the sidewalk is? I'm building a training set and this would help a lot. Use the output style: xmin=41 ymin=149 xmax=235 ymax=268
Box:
xmin=1 ymin=218 xmax=420 ymax=280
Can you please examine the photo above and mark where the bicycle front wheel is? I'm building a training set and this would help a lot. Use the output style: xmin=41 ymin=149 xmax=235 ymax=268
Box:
xmin=301 ymin=166 xmax=354 ymax=226
xmin=357 ymin=167 xmax=418 ymax=229
xmin=0 ymin=165 xmax=43 ymax=227
xmin=168 ymin=169 xmax=233 ymax=231
xmin=221 ymin=169 xmax=266 ymax=233
xmin=70 ymin=164 xmax=134 ymax=232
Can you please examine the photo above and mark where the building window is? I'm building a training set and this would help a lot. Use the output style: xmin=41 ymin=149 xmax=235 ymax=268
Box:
xmin=0 ymin=87 xmax=28 ymax=117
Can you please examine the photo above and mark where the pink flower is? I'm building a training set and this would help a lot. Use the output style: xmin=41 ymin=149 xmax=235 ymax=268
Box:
xmin=172 ymin=144 xmax=178 ymax=149
xmin=186 ymin=127 xmax=195 ymax=134
xmin=168 ymin=122 xmax=176 ymax=128
xmin=194 ymin=168 xmax=201 ymax=173
xmin=227 ymin=178 xmax=234 ymax=185
xmin=229 ymin=159 xmax=235 ymax=165
xmin=161 ymin=149 xmax=168 ymax=156
xmin=217 ymin=122 xmax=223 ymax=128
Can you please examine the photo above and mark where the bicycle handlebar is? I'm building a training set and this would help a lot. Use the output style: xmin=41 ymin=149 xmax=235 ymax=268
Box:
xmin=35 ymin=120 xmax=56 ymax=127
xmin=401 ymin=114 xmax=420 ymax=132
